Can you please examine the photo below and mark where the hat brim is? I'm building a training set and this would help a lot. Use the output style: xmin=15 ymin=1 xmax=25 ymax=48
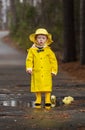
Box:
xmin=29 ymin=33 xmax=53 ymax=45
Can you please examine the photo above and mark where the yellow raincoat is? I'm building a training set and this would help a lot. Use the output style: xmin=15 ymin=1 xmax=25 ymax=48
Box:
xmin=26 ymin=46 xmax=58 ymax=92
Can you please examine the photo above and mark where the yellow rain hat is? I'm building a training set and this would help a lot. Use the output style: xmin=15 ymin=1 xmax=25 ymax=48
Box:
xmin=29 ymin=28 xmax=53 ymax=45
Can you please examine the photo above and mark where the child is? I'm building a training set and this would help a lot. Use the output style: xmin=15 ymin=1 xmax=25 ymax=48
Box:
xmin=26 ymin=28 xmax=58 ymax=109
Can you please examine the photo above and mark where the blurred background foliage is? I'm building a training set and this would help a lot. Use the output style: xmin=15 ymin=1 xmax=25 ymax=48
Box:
xmin=9 ymin=0 xmax=63 ymax=51
xmin=1 ymin=0 xmax=84 ymax=64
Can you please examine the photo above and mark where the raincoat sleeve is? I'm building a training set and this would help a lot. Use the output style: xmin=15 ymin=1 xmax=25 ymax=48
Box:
xmin=26 ymin=48 xmax=34 ymax=71
xmin=49 ymin=49 xmax=58 ymax=75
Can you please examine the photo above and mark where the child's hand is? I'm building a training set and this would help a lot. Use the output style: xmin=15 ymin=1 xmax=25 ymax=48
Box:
xmin=26 ymin=69 xmax=32 ymax=74
xmin=52 ymin=73 xmax=55 ymax=76
xmin=51 ymin=72 xmax=56 ymax=76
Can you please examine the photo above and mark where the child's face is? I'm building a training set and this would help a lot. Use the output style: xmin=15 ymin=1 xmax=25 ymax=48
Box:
xmin=36 ymin=34 xmax=47 ymax=46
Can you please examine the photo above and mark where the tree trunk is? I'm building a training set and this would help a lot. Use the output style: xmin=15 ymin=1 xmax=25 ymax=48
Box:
xmin=10 ymin=0 xmax=18 ymax=28
xmin=62 ymin=0 xmax=77 ymax=62
xmin=0 ymin=0 xmax=2 ymax=29
xmin=74 ymin=0 xmax=80 ymax=55
xmin=80 ymin=0 xmax=85 ymax=65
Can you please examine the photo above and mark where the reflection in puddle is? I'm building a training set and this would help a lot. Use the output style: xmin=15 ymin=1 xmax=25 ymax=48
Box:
xmin=3 ymin=100 xmax=17 ymax=107
xmin=0 ymin=100 xmax=35 ymax=108
xmin=0 ymin=93 xmax=36 ymax=108
xmin=0 ymin=94 xmax=85 ymax=109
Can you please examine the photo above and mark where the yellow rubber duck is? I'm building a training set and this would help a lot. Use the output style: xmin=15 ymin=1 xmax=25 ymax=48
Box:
xmin=62 ymin=96 xmax=74 ymax=105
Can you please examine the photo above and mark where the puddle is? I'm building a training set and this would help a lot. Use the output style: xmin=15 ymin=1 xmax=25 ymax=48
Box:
xmin=0 ymin=94 xmax=85 ymax=109
xmin=0 ymin=100 xmax=35 ymax=108
xmin=0 ymin=93 xmax=35 ymax=108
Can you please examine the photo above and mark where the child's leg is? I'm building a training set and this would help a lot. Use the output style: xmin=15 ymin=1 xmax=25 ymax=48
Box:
xmin=35 ymin=92 xmax=41 ymax=108
xmin=45 ymin=92 xmax=51 ymax=109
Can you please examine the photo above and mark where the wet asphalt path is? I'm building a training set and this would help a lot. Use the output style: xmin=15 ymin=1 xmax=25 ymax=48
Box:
xmin=0 ymin=31 xmax=85 ymax=130
xmin=0 ymin=31 xmax=25 ymax=66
